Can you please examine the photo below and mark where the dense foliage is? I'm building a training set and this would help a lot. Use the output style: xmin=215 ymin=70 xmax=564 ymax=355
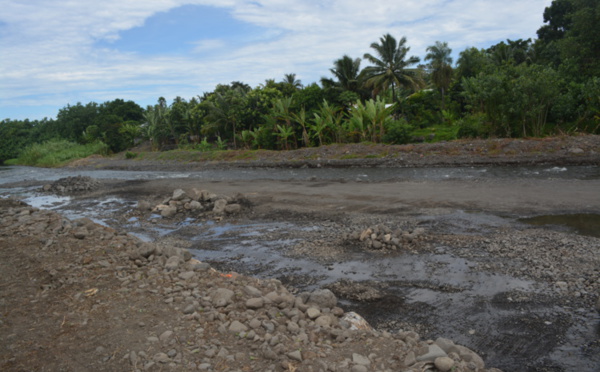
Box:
xmin=1 ymin=0 xmax=598 ymax=164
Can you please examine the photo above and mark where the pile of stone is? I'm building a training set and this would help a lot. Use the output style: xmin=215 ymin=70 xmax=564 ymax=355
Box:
xmin=138 ymin=188 xmax=249 ymax=218
xmin=41 ymin=175 xmax=101 ymax=194
xmin=346 ymin=224 xmax=426 ymax=250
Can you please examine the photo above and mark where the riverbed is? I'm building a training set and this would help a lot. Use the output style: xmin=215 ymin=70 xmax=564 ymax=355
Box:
xmin=1 ymin=164 xmax=599 ymax=371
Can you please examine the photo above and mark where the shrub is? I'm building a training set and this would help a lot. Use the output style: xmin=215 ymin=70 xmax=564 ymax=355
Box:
xmin=13 ymin=140 xmax=109 ymax=167
xmin=196 ymin=137 xmax=213 ymax=152
xmin=383 ymin=118 xmax=413 ymax=144
xmin=456 ymin=114 xmax=489 ymax=139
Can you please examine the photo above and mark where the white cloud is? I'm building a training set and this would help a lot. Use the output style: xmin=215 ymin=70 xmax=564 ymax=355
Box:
xmin=0 ymin=0 xmax=552 ymax=119
xmin=191 ymin=39 xmax=226 ymax=53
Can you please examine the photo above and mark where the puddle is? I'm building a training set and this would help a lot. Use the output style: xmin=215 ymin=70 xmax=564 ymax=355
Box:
xmin=520 ymin=213 xmax=600 ymax=238
xmin=23 ymin=194 xmax=71 ymax=209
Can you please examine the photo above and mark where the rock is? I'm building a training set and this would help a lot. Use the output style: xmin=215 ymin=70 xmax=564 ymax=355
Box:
xmin=434 ymin=337 xmax=455 ymax=353
xmin=307 ymin=289 xmax=337 ymax=309
xmin=352 ymin=353 xmax=370 ymax=366
xmin=404 ymin=351 xmax=416 ymax=366
xmin=189 ymin=200 xmax=202 ymax=210
xmin=160 ymin=206 xmax=178 ymax=218
xmin=306 ymin=307 xmax=321 ymax=319
xmin=287 ymin=321 xmax=300 ymax=333
xmin=596 ymin=297 xmax=600 ymax=313
xmin=287 ymin=350 xmax=302 ymax=362
xmin=359 ymin=228 xmax=372 ymax=241
xmin=213 ymin=199 xmax=227 ymax=214
xmin=164 ymin=256 xmax=181 ymax=271
xmin=211 ymin=288 xmax=234 ymax=307
xmin=244 ymin=285 xmax=263 ymax=297
xmin=351 ymin=366 xmax=368 ymax=372
xmin=172 ymin=189 xmax=187 ymax=201
xmin=137 ymin=242 xmax=155 ymax=258
xmin=224 ymin=204 xmax=241 ymax=214
xmin=163 ymin=246 xmax=191 ymax=261
xmin=159 ymin=330 xmax=173 ymax=342
xmin=434 ymin=356 xmax=455 ymax=371
xmin=245 ymin=297 xmax=264 ymax=309
xmin=412 ymin=227 xmax=425 ymax=236
xmin=416 ymin=344 xmax=447 ymax=362
xmin=315 ymin=315 xmax=332 ymax=327
xmin=153 ymin=352 xmax=170 ymax=363
xmin=129 ymin=351 xmax=138 ymax=366
xmin=569 ymin=147 xmax=584 ymax=154
xmin=341 ymin=311 xmax=372 ymax=330
xmin=371 ymin=240 xmax=383 ymax=249
xmin=448 ymin=344 xmax=485 ymax=369
xmin=72 ymin=227 xmax=89 ymax=240
xmin=249 ymin=318 xmax=262 ymax=329
xmin=229 ymin=320 xmax=248 ymax=334
xmin=137 ymin=200 xmax=152 ymax=211
xmin=178 ymin=271 xmax=195 ymax=280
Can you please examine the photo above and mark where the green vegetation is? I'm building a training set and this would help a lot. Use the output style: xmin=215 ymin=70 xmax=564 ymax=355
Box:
xmin=1 ymin=0 xmax=598 ymax=165
xmin=8 ymin=140 xmax=109 ymax=167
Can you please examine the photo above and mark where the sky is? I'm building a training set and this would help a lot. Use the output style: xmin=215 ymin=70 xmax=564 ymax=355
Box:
xmin=0 ymin=0 xmax=552 ymax=121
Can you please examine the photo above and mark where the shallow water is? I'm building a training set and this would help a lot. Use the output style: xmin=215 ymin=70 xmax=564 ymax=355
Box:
xmin=1 ymin=164 xmax=600 ymax=186
xmin=520 ymin=213 xmax=600 ymax=238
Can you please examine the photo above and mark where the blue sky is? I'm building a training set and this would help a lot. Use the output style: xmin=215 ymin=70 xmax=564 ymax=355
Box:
xmin=0 ymin=0 xmax=552 ymax=121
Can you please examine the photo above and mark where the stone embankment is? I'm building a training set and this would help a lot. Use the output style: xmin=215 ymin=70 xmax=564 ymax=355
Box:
xmin=0 ymin=197 xmax=502 ymax=371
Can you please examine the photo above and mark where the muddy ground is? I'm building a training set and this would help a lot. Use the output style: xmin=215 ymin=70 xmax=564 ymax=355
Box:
xmin=1 ymin=136 xmax=600 ymax=371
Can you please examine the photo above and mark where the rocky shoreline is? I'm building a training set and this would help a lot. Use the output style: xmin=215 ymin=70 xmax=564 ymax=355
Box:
xmin=0 ymin=197 xmax=503 ymax=371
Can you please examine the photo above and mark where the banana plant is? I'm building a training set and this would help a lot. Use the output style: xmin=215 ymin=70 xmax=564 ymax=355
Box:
xmin=275 ymin=124 xmax=295 ymax=150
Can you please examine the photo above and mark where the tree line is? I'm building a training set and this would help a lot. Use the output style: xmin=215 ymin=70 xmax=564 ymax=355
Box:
xmin=1 ymin=0 xmax=598 ymax=164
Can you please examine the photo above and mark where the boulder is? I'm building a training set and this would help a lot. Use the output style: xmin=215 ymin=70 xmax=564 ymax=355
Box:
xmin=416 ymin=344 xmax=447 ymax=362
xmin=171 ymin=189 xmax=187 ymax=201
xmin=164 ymin=256 xmax=181 ymax=271
xmin=137 ymin=242 xmax=155 ymax=258
xmin=213 ymin=199 xmax=228 ymax=214
xmin=224 ymin=204 xmax=241 ymax=214
xmin=307 ymin=289 xmax=337 ymax=309
xmin=211 ymin=288 xmax=234 ymax=308
xmin=137 ymin=200 xmax=152 ymax=211
xmin=160 ymin=206 xmax=178 ymax=218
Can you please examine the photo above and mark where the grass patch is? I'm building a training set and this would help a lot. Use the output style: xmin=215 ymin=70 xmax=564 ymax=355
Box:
xmin=410 ymin=125 xmax=458 ymax=142
xmin=10 ymin=140 xmax=109 ymax=167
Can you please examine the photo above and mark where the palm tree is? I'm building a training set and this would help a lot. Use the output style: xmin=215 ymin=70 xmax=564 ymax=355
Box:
xmin=425 ymin=41 xmax=453 ymax=109
xmin=362 ymin=34 xmax=424 ymax=102
xmin=321 ymin=55 xmax=362 ymax=93
xmin=282 ymin=73 xmax=302 ymax=90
